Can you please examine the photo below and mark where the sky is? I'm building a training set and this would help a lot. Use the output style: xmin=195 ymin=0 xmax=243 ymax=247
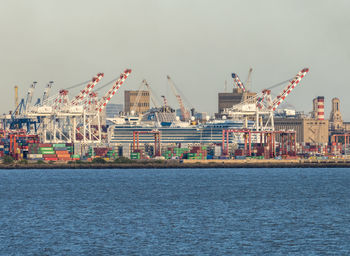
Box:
xmin=0 ymin=0 xmax=349 ymax=118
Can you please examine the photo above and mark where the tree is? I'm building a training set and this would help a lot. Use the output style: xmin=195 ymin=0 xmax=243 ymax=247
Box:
xmin=2 ymin=155 xmax=14 ymax=164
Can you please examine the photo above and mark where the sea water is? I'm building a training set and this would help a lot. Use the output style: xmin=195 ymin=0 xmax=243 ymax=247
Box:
xmin=0 ymin=168 xmax=349 ymax=255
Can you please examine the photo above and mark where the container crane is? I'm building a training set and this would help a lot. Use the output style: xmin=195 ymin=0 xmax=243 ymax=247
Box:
xmin=223 ymin=68 xmax=309 ymax=131
xmin=167 ymin=75 xmax=190 ymax=121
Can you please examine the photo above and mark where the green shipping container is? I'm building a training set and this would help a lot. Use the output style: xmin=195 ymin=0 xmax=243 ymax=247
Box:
xmin=53 ymin=144 xmax=66 ymax=148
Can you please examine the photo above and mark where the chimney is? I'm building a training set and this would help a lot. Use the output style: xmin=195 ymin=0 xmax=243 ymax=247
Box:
xmin=317 ymin=96 xmax=325 ymax=120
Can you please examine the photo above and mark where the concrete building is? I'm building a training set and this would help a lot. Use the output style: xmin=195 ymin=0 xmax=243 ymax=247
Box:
xmin=274 ymin=118 xmax=329 ymax=144
xmin=329 ymin=97 xmax=344 ymax=131
xmin=124 ymin=90 xmax=150 ymax=114
xmin=217 ymin=88 xmax=257 ymax=116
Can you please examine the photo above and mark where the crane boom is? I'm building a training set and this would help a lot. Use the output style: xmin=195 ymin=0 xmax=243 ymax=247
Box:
xmin=131 ymin=83 xmax=145 ymax=113
xmin=71 ymin=73 xmax=104 ymax=105
xmin=231 ymin=73 xmax=246 ymax=92
xmin=167 ymin=75 xmax=190 ymax=121
xmin=25 ymin=81 xmax=37 ymax=110
xmin=142 ymin=79 xmax=160 ymax=108
xmin=245 ymin=68 xmax=253 ymax=91
xmin=42 ymin=81 xmax=53 ymax=103
xmin=95 ymin=69 xmax=132 ymax=113
xmin=269 ymin=68 xmax=309 ymax=111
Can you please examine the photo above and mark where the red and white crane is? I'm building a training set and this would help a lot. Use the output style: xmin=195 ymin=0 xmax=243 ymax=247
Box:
xmin=167 ymin=75 xmax=190 ymax=121
xmin=95 ymin=69 xmax=132 ymax=113
xmin=71 ymin=73 xmax=104 ymax=105
xmin=231 ymin=73 xmax=246 ymax=92
xmin=268 ymin=68 xmax=309 ymax=111
xmin=84 ymin=91 xmax=98 ymax=112
xmin=53 ymin=89 xmax=70 ymax=110
xmin=255 ymin=68 xmax=309 ymax=111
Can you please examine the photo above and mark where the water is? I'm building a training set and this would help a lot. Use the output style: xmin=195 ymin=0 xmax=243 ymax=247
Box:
xmin=0 ymin=168 xmax=350 ymax=255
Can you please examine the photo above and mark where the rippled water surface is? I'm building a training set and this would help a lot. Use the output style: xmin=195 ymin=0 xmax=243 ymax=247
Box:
xmin=1 ymin=168 xmax=350 ymax=255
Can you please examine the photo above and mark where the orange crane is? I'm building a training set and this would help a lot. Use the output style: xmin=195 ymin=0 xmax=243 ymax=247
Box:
xmin=166 ymin=75 xmax=190 ymax=121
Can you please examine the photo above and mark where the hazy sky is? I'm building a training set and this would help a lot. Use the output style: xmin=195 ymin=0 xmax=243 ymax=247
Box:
xmin=1 ymin=0 xmax=349 ymax=118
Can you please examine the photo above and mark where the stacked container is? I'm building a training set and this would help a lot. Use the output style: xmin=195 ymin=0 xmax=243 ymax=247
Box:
xmin=53 ymin=144 xmax=71 ymax=161
xmin=130 ymin=152 xmax=141 ymax=159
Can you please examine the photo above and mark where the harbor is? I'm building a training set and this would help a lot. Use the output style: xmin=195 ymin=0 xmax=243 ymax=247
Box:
xmin=1 ymin=67 xmax=350 ymax=165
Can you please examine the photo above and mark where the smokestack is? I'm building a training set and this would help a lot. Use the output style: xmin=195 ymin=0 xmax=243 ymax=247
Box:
xmin=317 ymin=96 xmax=325 ymax=120
xmin=312 ymin=98 xmax=318 ymax=119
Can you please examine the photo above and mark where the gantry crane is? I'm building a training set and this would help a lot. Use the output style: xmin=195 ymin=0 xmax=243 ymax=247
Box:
xmin=224 ymin=68 xmax=309 ymax=131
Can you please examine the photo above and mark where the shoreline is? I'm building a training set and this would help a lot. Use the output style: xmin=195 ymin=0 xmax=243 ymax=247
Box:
xmin=2 ymin=159 xmax=350 ymax=169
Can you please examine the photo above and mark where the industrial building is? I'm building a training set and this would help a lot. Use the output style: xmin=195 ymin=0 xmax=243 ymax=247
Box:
xmin=274 ymin=118 xmax=329 ymax=144
xmin=124 ymin=90 xmax=150 ymax=114
xmin=217 ymin=88 xmax=257 ymax=117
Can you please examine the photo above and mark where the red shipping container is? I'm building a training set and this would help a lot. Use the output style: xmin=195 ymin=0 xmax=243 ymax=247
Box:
xmin=43 ymin=154 xmax=57 ymax=158
xmin=39 ymin=143 xmax=52 ymax=147
xmin=44 ymin=157 xmax=58 ymax=161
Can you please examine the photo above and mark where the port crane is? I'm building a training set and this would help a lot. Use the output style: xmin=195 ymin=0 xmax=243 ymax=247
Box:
xmin=231 ymin=73 xmax=246 ymax=92
xmin=167 ymin=75 xmax=191 ymax=121
xmin=142 ymin=79 xmax=162 ymax=109
xmin=22 ymin=69 xmax=131 ymax=144
xmin=244 ymin=68 xmax=253 ymax=91
xmin=224 ymin=68 xmax=309 ymax=131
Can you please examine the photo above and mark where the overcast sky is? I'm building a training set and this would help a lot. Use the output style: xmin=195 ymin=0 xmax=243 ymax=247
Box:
xmin=1 ymin=0 xmax=349 ymax=118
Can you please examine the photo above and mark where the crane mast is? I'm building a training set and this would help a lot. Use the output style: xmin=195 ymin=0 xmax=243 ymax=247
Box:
xmin=167 ymin=75 xmax=190 ymax=121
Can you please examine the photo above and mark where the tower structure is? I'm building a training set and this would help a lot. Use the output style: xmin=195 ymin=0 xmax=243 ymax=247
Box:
xmin=316 ymin=96 xmax=325 ymax=120
xmin=329 ymin=97 xmax=343 ymax=131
